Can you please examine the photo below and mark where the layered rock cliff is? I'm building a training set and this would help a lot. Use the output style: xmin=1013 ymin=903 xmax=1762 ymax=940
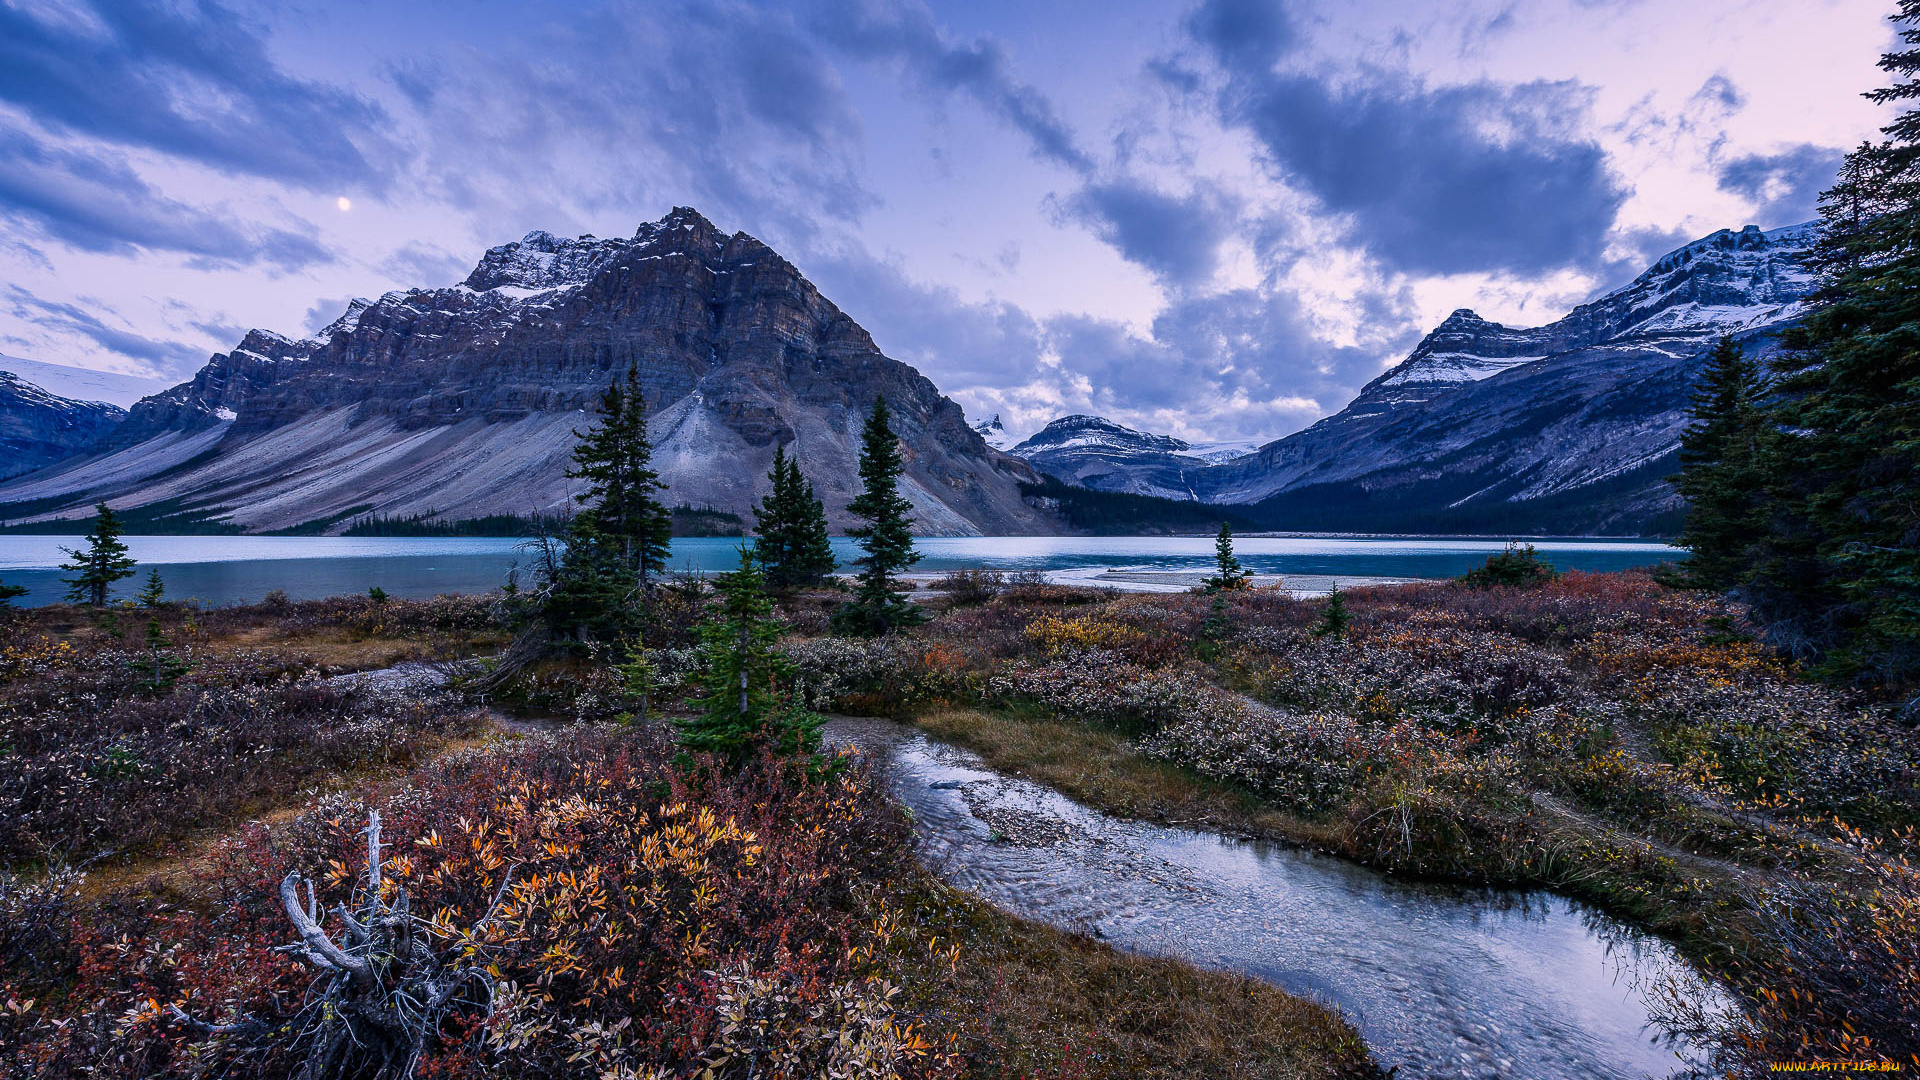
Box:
xmin=0 ymin=208 xmax=1054 ymax=535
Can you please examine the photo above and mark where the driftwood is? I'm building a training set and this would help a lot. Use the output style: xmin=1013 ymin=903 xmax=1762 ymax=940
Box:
xmin=171 ymin=810 xmax=513 ymax=1080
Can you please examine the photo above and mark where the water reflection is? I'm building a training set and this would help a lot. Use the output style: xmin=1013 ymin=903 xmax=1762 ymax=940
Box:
xmin=828 ymin=717 xmax=1713 ymax=1080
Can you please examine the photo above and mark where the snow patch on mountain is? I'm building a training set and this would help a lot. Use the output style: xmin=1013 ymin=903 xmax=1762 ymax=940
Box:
xmin=0 ymin=354 xmax=171 ymax=408
xmin=971 ymin=414 xmax=1014 ymax=451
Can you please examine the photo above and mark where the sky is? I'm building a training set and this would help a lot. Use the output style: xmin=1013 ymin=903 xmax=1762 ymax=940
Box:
xmin=0 ymin=0 xmax=1897 ymax=443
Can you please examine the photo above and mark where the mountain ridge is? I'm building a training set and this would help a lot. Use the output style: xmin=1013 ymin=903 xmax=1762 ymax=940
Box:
xmin=1 ymin=208 xmax=1055 ymax=536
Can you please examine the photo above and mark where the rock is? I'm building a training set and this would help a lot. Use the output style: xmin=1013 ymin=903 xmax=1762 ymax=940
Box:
xmin=0 ymin=370 xmax=125 ymax=480
xmin=0 ymin=208 xmax=1055 ymax=537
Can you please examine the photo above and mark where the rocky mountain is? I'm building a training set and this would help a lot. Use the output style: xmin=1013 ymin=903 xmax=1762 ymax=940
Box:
xmin=0 ymin=370 xmax=127 ymax=480
xmin=0 ymin=208 xmax=1053 ymax=536
xmin=0 ymin=354 xmax=172 ymax=409
xmin=1009 ymin=415 xmax=1258 ymax=501
xmin=971 ymin=414 xmax=1013 ymax=451
xmin=1201 ymin=222 xmax=1816 ymax=533
xmin=1003 ymin=223 xmax=1815 ymax=535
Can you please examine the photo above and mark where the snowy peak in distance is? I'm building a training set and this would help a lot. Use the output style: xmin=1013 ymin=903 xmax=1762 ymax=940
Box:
xmin=1007 ymin=415 xmax=1262 ymax=501
xmin=1347 ymin=221 xmax=1817 ymax=417
xmin=1013 ymin=414 xmax=1189 ymax=457
xmin=971 ymin=414 xmax=1013 ymax=451
xmin=0 ymin=354 xmax=171 ymax=408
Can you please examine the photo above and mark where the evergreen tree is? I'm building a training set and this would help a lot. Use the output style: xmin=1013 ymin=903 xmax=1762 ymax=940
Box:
xmin=1671 ymin=336 xmax=1770 ymax=591
xmin=790 ymin=460 xmax=838 ymax=588
xmin=1747 ymin=2 xmax=1920 ymax=683
xmin=756 ymin=447 xmax=841 ymax=590
xmin=547 ymin=364 xmax=674 ymax=640
xmin=677 ymin=546 xmax=822 ymax=765
xmin=832 ymin=398 xmax=927 ymax=636
xmin=1313 ymin=583 xmax=1351 ymax=638
xmin=60 ymin=502 xmax=136 ymax=607
xmin=0 ymin=575 xmax=25 ymax=607
xmin=137 ymin=568 xmax=166 ymax=608
xmin=133 ymin=570 xmax=188 ymax=693
xmin=1204 ymin=521 xmax=1252 ymax=591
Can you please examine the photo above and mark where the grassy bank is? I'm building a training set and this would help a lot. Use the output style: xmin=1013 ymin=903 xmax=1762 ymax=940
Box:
xmin=773 ymin=571 xmax=1920 ymax=1071
xmin=0 ymin=595 xmax=1374 ymax=1080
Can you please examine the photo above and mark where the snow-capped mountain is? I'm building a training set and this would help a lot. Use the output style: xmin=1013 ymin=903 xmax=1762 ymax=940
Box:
xmin=0 ymin=354 xmax=171 ymax=409
xmin=0 ymin=208 xmax=1052 ymax=535
xmin=971 ymin=414 xmax=1014 ymax=451
xmin=1200 ymin=221 xmax=1820 ymax=531
xmin=1010 ymin=415 xmax=1261 ymax=500
xmin=0 ymin=369 xmax=127 ymax=480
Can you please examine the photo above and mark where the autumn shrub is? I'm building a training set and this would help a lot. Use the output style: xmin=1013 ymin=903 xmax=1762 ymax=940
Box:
xmin=0 ymin=629 xmax=481 ymax=868
xmin=1655 ymin=827 xmax=1920 ymax=1075
xmin=7 ymin=728 xmax=966 ymax=1080
xmin=930 ymin=568 xmax=1005 ymax=606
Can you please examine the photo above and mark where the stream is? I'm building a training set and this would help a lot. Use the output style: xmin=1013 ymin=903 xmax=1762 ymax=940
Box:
xmin=825 ymin=717 xmax=1718 ymax=1080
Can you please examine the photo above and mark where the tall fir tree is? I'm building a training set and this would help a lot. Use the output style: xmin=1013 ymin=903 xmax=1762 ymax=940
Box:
xmin=832 ymin=397 xmax=927 ymax=636
xmin=60 ymin=502 xmax=137 ymax=607
xmin=1671 ymin=336 xmax=1770 ymax=591
xmin=677 ymin=546 xmax=822 ymax=765
xmin=791 ymin=462 xmax=837 ymax=587
xmin=546 ymin=364 xmax=673 ymax=640
xmin=1747 ymin=1 xmax=1920 ymax=684
xmin=1204 ymin=521 xmax=1252 ymax=591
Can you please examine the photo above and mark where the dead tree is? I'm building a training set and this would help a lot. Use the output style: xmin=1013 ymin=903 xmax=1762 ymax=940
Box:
xmin=172 ymin=810 xmax=515 ymax=1080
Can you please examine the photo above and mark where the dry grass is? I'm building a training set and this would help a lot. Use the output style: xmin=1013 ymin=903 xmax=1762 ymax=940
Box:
xmin=216 ymin=623 xmax=508 ymax=671
xmin=904 ymin=883 xmax=1377 ymax=1079
xmin=914 ymin=708 xmax=1343 ymax=850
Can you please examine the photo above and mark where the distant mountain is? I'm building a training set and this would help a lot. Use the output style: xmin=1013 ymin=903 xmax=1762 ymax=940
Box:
xmin=971 ymin=413 xmax=1013 ymax=451
xmin=0 ymin=355 xmax=172 ymax=409
xmin=1005 ymin=223 xmax=1816 ymax=535
xmin=0 ymin=208 xmax=1054 ymax=536
xmin=1203 ymin=223 xmax=1817 ymax=533
xmin=0 ymin=370 xmax=126 ymax=480
xmin=1009 ymin=415 xmax=1260 ymax=500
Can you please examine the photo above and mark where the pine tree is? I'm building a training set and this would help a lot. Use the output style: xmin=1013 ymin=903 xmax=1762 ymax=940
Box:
xmin=60 ymin=502 xmax=137 ymax=607
xmin=1204 ymin=521 xmax=1252 ymax=591
xmin=790 ymin=456 xmax=837 ymax=587
xmin=137 ymin=568 xmax=166 ymax=608
xmin=677 ymin=546 xmax=822 ymax=765
xmin=832 ymin=398 xmax=927 ymax=636
xmin=547 ymin=364 xmax=674 ymax=640
xmin=756 ymin=447 xmax=840 ymax=590
xmin=1313 ymin=583 xmax=1351 ymax=638
xmin=1747 ymin=2 xmax=1920 ymax=683
xmin=567 ymin=363 xmax=673 ymax=584
xmin=0 ymin=575 xmax=25 ymax=607
xmin=132 ymin=569 xmax=188 ymax=693
xmin=1671 ymin=336 xmax=1770 ymax=591
xmin=753 ymin=445 xmax=800 ymax=585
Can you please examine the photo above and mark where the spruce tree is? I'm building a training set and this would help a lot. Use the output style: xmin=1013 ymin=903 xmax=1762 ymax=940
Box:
xmin=133 ymin=570 xmax=188 ymax=692
xmin=60 ymin=502 xmax=137 ymax=607
xmin=790 ymin=456 xmax=838 ymax=587
xmin=832 ymin=397 xmax=926 ymax=636
xmin=547 ymin=364 xmax=673 ymax=640
xmin=1748 ymin=2 xmax=1920 ymax=682
xmin=753 ymin=445 xmax=800 ymax=585
xmin=0 ymin=576 xmax=25 ymax=607
xmin=1672 ymin=336 xmax=1769 ymax=591
xmin=756 ymin=447 xmax=839 ymax=590
xmin=567 ymin=363 xmax=673 ymax=584
xmin=1204 ymin=521 xmax=1252 ymax=591
xmin=678 ymin=546 xmax=822 ymax=765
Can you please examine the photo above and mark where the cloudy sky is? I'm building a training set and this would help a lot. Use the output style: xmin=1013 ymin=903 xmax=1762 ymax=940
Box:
xmin=0 ymin=0 xmax=1895 ymax=443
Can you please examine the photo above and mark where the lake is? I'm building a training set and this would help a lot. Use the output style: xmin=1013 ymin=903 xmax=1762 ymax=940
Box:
xmin=0 ymin=534 xmax=1681 ymax=607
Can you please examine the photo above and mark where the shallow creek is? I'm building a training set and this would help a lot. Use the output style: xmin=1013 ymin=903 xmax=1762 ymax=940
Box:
xmin=825 ymin=717 xmax=1716 ymax=1080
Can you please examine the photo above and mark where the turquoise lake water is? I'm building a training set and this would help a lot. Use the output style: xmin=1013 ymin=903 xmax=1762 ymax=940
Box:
xmin=0 ymin=534 xmax=1681 ymax=607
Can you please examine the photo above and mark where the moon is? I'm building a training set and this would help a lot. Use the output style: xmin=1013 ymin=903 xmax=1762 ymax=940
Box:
xmin=336 ymin=196 xmax=352 ymax=211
